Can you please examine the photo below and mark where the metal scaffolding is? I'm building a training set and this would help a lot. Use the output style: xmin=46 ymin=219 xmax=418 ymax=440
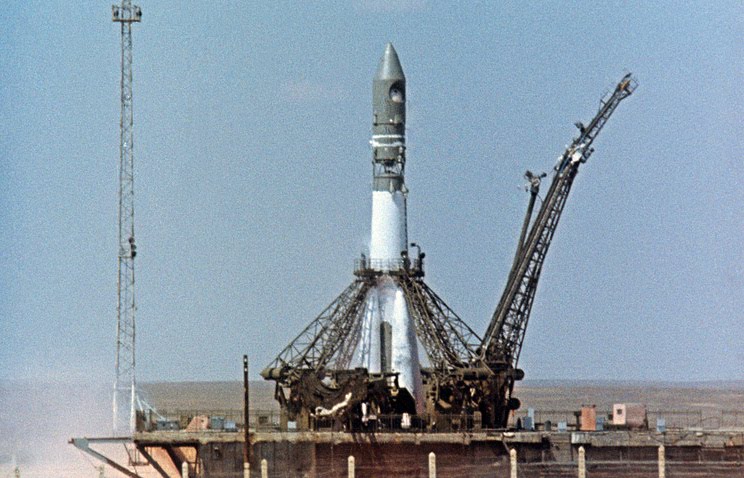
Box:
xmin=112 ymin=0 xmax=142 ymax=436
xmin=481 ymin=74 xmax=638 ymax=370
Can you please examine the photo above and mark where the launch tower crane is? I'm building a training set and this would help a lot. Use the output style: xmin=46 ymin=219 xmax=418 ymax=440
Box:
xmin=112 ymin=0 xmax=142 ymax=436
xmin=479 ymin=73 xmax=638 ymax=425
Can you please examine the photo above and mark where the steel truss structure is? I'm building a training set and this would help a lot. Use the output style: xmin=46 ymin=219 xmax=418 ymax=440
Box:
xmin=261 ymin=256 xmax=491 ymax=428
xmin=112 ymin=0 xmax=142 ymax=436
xmin=481 ymin=74 xmax=638 ymax=369
xmin=264 ymin=262 xmax=481 ymax=379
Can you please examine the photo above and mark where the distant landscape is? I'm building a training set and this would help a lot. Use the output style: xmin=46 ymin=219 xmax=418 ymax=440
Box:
xmin=2 ymin=379 xmax=742 ymax=478
xmin=139 ymin=379 xmax=744 ymax=415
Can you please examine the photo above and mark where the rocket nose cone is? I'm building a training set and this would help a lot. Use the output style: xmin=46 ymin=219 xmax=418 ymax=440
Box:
xmin=375 ymin=43 xmax=405 ymax=81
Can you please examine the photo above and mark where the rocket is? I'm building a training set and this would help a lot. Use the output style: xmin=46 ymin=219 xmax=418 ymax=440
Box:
xmin=356 ymin=43 xmax=424 ymax=412
xmin=370 ymin=43 xmax=408 ymax=264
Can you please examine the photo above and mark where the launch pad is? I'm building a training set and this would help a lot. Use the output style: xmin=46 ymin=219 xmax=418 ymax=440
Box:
xmin=259 ymin=45 xmax=636 ymax=435
xmin=260 ymin=44 xmax=530 ymax=432
xmin=72 ymin=40 xmax=683 ymax=478
xmin=73 ymin=382 xmax=744 ymax=477
xmin=119 ymin=427 xmax=744 ymax=478
xmin=261 ymin=252 xmax=520 ymax=432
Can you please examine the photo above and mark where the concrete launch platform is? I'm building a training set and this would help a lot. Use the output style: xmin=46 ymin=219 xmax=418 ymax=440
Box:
xmin=127 ymin=429 xmax=744 ymax=477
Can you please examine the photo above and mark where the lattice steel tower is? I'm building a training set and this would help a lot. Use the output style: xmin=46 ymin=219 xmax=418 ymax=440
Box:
xmin=112 ymin=0 xmax=142 ymax=436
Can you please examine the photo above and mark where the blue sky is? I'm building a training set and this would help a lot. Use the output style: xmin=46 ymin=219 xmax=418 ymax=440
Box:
xmin=1 ymin=1 xmax=742 ymax=383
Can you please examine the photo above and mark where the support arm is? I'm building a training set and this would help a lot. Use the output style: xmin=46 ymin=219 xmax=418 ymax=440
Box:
xmin=481 ymin=74 xmax=637 ymax=369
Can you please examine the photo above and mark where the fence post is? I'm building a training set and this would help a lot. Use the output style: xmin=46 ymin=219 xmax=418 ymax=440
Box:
xmin=658 ymin=445 xmax=666 ymax=478
xmin=578 ymin=446 xmax=586 ymax=478
xmin=510 ymin=448 xmax=517 ymax=478
xmin=348 ymin=455 xmax=355 ymax=478
xmin=181 ymin=461 xmax=188 ymax=478
xmin=261 ymin=458 xmax=268 ymax=478
xmin=429 ymin=451 xmax=436 ymax=478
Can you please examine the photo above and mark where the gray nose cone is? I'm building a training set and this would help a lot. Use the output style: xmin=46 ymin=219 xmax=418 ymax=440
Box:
xmin=375 ymin=43 xmax=405 ymax=81
xmin=372 ymin=43 xmax=406 ymax=169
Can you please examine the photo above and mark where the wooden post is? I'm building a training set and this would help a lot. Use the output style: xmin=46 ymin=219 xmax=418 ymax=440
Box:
xmin=510 ymin=448 xmax=517 ymax=478
xmin=244 ymin=462 xmax=250 ymax=478
xmin=578 ymin=446 xmax=586 ymax=478
xmin=181 ymin=461 xmax=188 ymax=478
xmin=261 ymin=459 xmax=268 ymax=478
xmin=428 ymin=451 xmax=436 ymax=478
xmin=658 ymin=445 xmax=666 ymax=478
xmin=348 ymin=455 xmax=355 ymax=478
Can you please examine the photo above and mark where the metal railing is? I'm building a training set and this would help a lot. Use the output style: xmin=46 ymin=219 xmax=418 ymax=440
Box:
xmin=145 ymin=411 xmax=483 ymax=433
xmin=509 ymin=409 xmax=744 ymax=431
xmin=353 ymin=258 xmax=423 ymax=274
xmin=143 ymin=408 xmax=744 ymax=433
xmin=143 ymin=409 xmax=280 ymax=432
xmin=312 ymin=413 xmax=482 ymax=433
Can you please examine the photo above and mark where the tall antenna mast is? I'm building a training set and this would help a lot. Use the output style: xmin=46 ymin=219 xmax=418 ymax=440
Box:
xmin=112 ymin=0 xmax=142 ymax=436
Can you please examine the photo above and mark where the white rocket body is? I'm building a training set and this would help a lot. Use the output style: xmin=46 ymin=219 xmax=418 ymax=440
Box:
xmin=370 ymin=190 xmax=407 ymax=266
xmin=369 ymin=190 xmax=424 ymax=408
